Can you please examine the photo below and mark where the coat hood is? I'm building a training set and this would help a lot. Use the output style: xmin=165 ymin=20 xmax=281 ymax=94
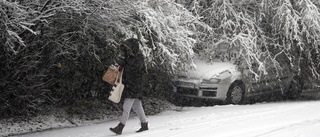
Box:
xmin=122 ymin=38 xmax=141 ymax=56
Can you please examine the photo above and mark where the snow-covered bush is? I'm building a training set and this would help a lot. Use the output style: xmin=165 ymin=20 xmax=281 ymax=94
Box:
xmin=181 ymin=0 xmax=320 ymax=82
xmin=128 ymin=0 xmax=203 ymax=74
xmin=0 ymin=0 xmax=125 ymax=117
xmin=189 ymin=0 xmax=271 ymax=79
xmin=1 ymin=0 xmax=320 ymax=120
xmin=269 ymin=0 xmax=320 ymax=84
xmin=0 ymin=0 xmax=201 ymax=118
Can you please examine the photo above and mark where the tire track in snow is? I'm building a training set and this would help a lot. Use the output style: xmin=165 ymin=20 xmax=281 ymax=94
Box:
xmin=254 ymin=119 xmax=320 ymax=137
xmin=163 ymin=103 xmax=311 ymax=137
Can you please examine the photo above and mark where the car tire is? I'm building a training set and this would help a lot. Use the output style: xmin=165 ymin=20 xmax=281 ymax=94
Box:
xmin=226 ymin=81 xmax=245 ymax=104
xmin=286 ymin=77 xmax=303 ymax=99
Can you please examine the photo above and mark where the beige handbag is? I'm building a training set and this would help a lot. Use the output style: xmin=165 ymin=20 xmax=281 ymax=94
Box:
xmin=102 ymin=65 xmax=119 ymax=85
xmin=108 ymin=69 xmax=124 ymax=103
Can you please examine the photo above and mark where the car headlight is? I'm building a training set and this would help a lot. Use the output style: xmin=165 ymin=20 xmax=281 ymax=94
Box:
xmin=201 ymin=78 xmax=221 ymax=84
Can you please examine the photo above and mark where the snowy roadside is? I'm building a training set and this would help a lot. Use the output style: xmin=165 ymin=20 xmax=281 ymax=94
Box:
xmin=0 ymin=98 xmax=175 ymax=137
xmin=0 ymin=106 xmax=120 ymax=136
xmin=1 ymin=92 xmax=319 ymax=137
xmin=12 ymin=99 xmax=320 ymax=137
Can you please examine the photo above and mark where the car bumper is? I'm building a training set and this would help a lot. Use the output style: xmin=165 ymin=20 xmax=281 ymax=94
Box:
xmin=173 ymin=82 xmax=229 ymax=101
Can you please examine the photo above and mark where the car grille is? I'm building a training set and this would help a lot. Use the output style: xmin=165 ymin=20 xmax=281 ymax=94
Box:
xmin=202 ymin=91 xmax=217 ymax=97
xmin=200 ymin=87 xmax=217 ymax=97
xmin=199 ymin=87 xmax=217 ymax=90
xmin=177 ymin=87 xmax=198 ymax=96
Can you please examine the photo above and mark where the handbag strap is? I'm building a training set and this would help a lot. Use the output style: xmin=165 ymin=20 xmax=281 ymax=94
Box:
xmin=118 ymin=69 xmax=123 ymax=84
xmin=115 ymin=68 xmax=124 ymax=84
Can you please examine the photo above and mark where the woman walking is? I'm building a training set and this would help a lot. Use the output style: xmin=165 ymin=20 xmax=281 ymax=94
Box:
xmin=109 ymin=38 xmax=148 ymax=135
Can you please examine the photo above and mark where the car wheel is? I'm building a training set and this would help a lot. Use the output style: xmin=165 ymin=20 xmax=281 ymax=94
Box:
xmin=226 ymin=81 xmax=245 ymax=104
xmin=286 ymin=77 xmax=303 ymax=99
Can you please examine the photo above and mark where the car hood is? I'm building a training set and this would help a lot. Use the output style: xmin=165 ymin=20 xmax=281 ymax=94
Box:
xmin=181 ymin=59 xmax=237 ymax=80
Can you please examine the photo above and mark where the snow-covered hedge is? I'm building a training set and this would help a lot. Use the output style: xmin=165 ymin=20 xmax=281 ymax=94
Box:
xmin=1 ymin=0 xmax=320 ymax=122
xmin=0 ymin=0 xmax=198 ymax=118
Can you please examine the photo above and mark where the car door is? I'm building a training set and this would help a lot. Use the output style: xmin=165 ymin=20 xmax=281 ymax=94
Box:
xmin=262 ymin=65 xmax=279 ymax=92
xmin=241 ymin=63 xmax=270 ymax=94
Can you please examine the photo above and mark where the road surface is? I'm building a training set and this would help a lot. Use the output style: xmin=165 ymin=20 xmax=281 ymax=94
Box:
xmin=15 ymin=100 xmax=320 ymax=137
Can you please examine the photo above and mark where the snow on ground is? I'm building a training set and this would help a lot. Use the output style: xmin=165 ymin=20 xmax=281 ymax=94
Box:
xmin=12 ymin=100 xmax=320 ymax=137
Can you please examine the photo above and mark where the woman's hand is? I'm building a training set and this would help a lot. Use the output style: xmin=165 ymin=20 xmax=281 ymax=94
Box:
xmin=118 ymin=66 xmax=124 ymax=71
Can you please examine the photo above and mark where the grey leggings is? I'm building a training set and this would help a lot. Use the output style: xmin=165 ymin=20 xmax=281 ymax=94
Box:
xmin=119 ymin=98 xmax=147 ymax=125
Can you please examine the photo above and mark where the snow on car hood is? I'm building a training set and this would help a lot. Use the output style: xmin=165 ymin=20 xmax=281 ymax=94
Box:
xmin=184 ymin=59 xmax=237 ymax=80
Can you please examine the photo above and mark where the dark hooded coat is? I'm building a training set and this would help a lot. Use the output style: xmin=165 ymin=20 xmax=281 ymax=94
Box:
xmin=118 ymin=38 xmax=146 ymax=99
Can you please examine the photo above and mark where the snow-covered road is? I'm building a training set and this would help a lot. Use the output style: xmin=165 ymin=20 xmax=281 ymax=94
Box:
xmin=15 ymin=100 xmax=320 ymax=137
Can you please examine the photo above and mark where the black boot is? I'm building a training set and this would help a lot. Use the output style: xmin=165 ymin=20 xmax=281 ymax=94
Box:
xmin=110 ymin=123 xmax=125 ymax=135
xmin=136 ymin=122 xmax=148 ymax=133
